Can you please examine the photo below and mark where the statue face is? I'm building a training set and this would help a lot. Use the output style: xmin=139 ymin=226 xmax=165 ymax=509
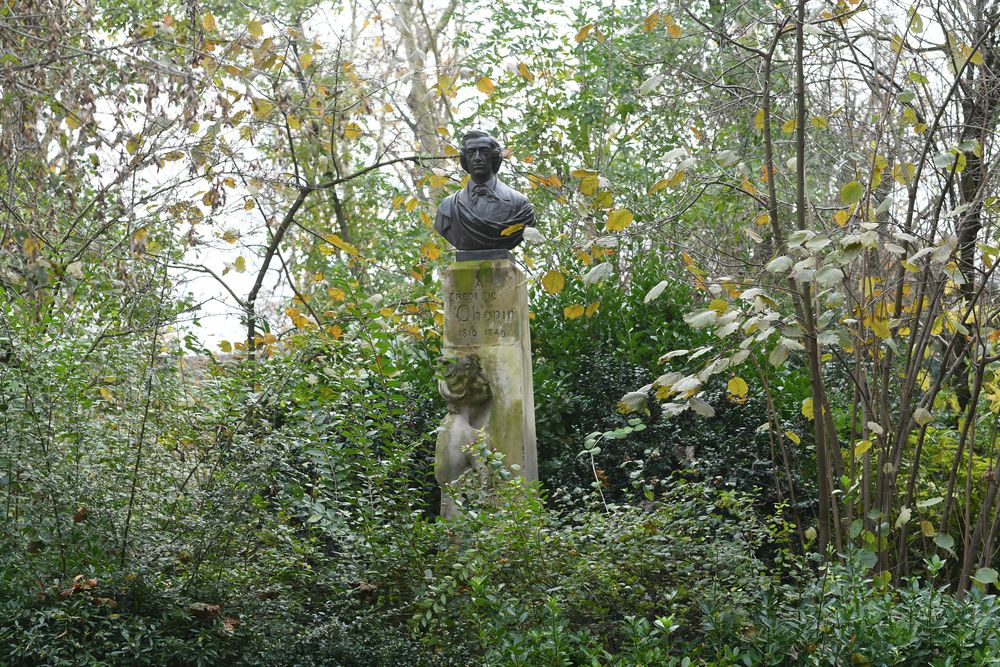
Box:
xmin=463 ymin=136 xmax=495 ymax=183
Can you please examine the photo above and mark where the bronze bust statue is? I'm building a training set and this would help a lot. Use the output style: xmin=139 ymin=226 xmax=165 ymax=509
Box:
xmin=434 ymin=130 xmax=535 ymax=251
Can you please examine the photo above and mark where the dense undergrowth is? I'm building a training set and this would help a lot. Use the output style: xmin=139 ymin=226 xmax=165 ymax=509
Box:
xmin=3 ymin=261 xmax=1000 ymax=667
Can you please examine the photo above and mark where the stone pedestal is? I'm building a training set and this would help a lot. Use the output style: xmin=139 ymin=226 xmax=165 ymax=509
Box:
xmin=439 ymin=258 xmax=537 ymax=483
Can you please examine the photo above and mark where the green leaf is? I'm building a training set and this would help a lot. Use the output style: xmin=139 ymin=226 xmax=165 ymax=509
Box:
xmin=933 ymin=533 xmax=955 ymax=552
xmin=840 ymin=181 xmax=863 ymax=205
xmin=974 ymin=567 xmax=998 ymax=585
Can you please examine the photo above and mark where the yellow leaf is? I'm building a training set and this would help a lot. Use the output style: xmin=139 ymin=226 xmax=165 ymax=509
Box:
xmin=782 ymin=118 xmax=797 ymax=134
xmin=222 ymin=229 xmax=239 ymax=243
xmin=428 ymin=174 xmax=450 ymax=188
xmin=802 ymin=398 xmax=814 ymax=420
xmin=580 ymin=176 xmax=600 ymax=195
xmin=327 ymin=287 xmax=346 ymax=301
xmin=754 ymin=212 xmax=770 ymax=226
xmin=585 ymin=301 xmax=600 ymax=317
xmin=893 ymin=163 xmax=915 ymax=185
xmin=299 ymin=53 xmax=313 ymax=70
xmin=564 ymin=304 xmax=585 ymax=319
xmin=648 ymin=178 xmax=670 ymax=195
xmin=571 ymin=168 xmax=597 ymax=179
xmin=741 ymin=179 xmax=758 ymax=196
xmin=920 ymin=520 xmax=936 ymax=537
xmin=444 ymin=145 xmax=459 ymax=157
xmin=66 ymin=114 xmax=82 ymax=130
xmin=664 ymin=15 xmax=682 ymax=38
xmin=592 ymin=190 xmax=613 ymax=209
xmin=811 ymin=116 xmax=828 ymax=129
xmin=834 ymin=209 xmax=849 ymax=227
xmin=727 ymin=376 xmax=749 ymax=398
xmin=343 ymin=122 xmax=362 ymax=139
xmin=219 ymin=340 xmax=232 ymax=353
xmin=252 ymin=98 xmax=275 ymax=120
xmin=421 ymin=241 xmax=441 ymax=260
xmin=666 ymin=170 xmax=685 ymax=188
xmin=854 ymin=439 xmax=873 ymax=457
xmin=248 ymin=19 xmax=263 ymax=38
xmin=916 ymin=369 xmax=931 ymax=391
xmin=785 ymin=431 xmax=801 ymax=445
xmin=244 ymin=198 xmax=255 ymax=211
xmin=328 ymin=324 xmax=343 ymax=339
xmin=202 ymin=11 xmax=216 ymax=31
xmin=99 ymin=386 xmax=114 ymax=402
xmin=709 ymin=299 xmax=729 ymax=313
xmin=378 ymin=307 xmax=394 ymax=318
xmin=234 ymin=256 xmax=246 ymax=273
xmin=500 ymin=223 xmax=525 ymax=237
xmin=516 ymin=63 xmax=535 ymax=83
xmin=476 ymin=76 xmax=495 ymax=95
xmin=125 ymin=138 xmax=139 ymax=154
xmin=541 ymin=270 xmax=565 ymax=295
xmin=606 ymin=208 xmax=634 ymax=232
xmin=643 ymin=12 xmax=659 ymax=32
xmin=324 ymin=233 xmax=360 ymax=257
xmin=754 ymin=108 xmax=765 ymax=130
xmin=575 ymin=23 xmax=594 ymax=43
xmin=871 ymin=318 xmax=891 ymax=339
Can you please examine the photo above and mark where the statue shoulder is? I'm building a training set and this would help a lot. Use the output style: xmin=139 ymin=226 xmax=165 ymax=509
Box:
xmin=437 ymin=192 xmax=458 ymax=219
xmin=495 ymin=178 xmax=529 ymax=204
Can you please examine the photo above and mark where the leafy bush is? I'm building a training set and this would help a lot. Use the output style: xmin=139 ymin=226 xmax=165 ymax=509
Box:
xmin=698 ymin=550 xmax=1000 ymax=666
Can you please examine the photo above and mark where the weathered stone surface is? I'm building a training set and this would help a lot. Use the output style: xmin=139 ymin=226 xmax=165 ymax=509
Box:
xmin=438 ymin=258 xmax=537 ymax=506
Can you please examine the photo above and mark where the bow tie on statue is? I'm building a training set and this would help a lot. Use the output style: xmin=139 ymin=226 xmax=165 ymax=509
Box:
xmin=470 ymin=183 xmax=496 ymax=201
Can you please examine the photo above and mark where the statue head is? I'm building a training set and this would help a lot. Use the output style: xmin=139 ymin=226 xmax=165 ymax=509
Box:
xmin=459 ymin=130 xmax=503 ymax=183
xmin=438 ymin=355 xmax=491 ymax=406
